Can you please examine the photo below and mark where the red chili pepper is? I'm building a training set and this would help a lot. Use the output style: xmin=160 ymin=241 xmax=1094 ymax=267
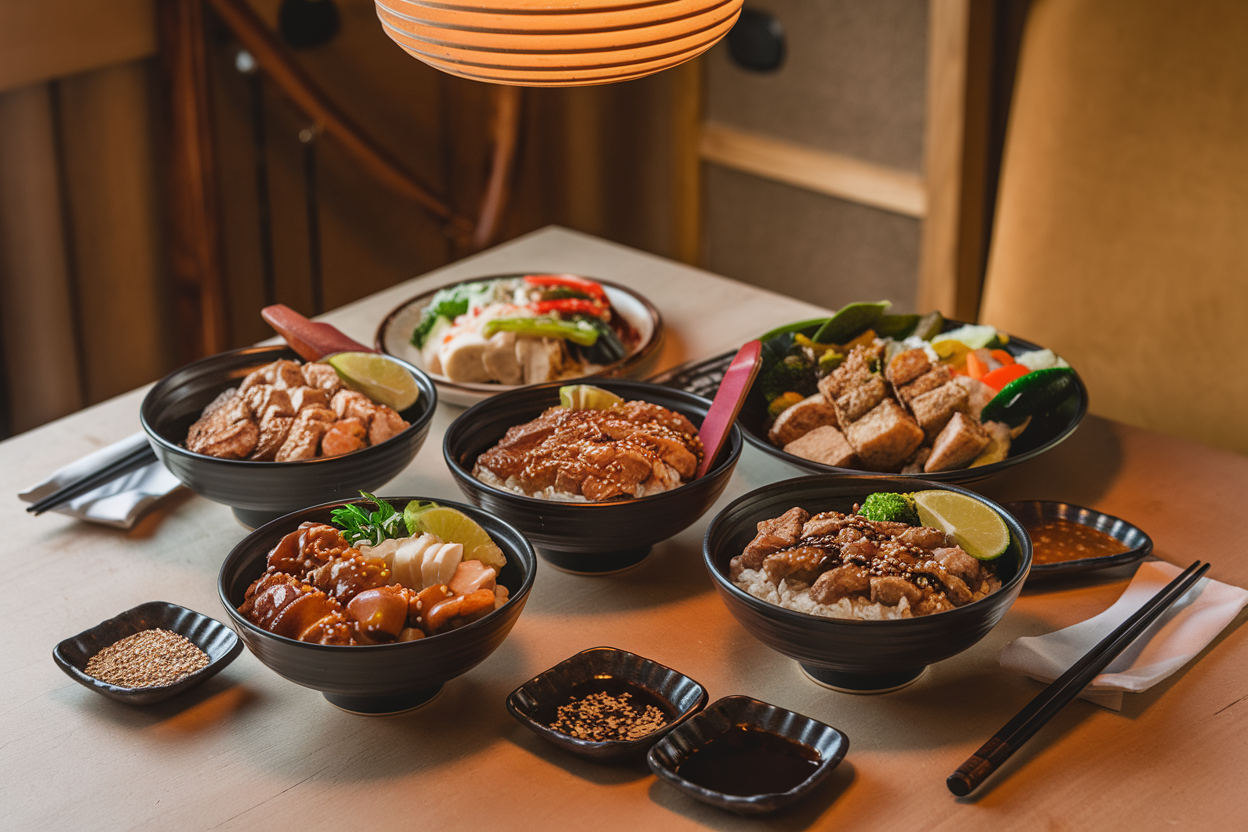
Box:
xmin=529 ymin=298 xmax=608 ymax=318
xmin=523 ymin=274 xmax=607 ymax=301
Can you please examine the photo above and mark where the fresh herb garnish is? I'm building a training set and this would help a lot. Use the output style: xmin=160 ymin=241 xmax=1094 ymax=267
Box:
xmin=331 ymin=492 xmax=407 ymax=546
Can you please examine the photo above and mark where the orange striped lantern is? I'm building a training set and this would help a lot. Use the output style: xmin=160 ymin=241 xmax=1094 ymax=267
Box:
xmin=374 ymin=0 xmax=744 ymax=87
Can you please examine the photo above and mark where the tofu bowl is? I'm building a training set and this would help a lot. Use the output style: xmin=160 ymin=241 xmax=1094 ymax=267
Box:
xmin=443 ymin=379 xmax=743 ymax=574
xmin=703 ymin=475 xmax=1031 ymax=693
xmin=141 ymin=345 xmax=437 ymax=528
xmin=736 ymin=321 xmax=1087 ymax=483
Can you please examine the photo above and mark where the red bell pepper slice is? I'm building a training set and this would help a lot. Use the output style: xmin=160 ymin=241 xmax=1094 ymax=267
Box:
xmin=980 ymin=362 xmax=1031 ymax=391
xmin=523 ymin=273 xmax=607 ymax=301
xmin=529 ymin=298 xmax=608 ymax=318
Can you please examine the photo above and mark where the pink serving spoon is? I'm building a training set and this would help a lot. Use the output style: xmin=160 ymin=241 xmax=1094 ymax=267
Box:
xmin=261 ymin=304 xmax=376 ymax=360
xmin=696 ymin=340 xmax=762 ymax=478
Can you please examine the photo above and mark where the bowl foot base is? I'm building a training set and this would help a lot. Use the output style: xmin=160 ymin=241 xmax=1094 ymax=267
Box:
xmin=799 ymin=663 xmax=927 ymax=695
xmin=231 ymin=506 xmax=285 ymax=530
xmin=323 ymin=684 xmax=443 ymax=716
xmin=537 ymin=545 xmax=652 ymax=575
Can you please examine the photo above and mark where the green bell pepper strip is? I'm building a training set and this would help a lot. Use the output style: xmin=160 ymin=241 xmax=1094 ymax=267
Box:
xmin=481 ymin=316 xmax=600 ymax=346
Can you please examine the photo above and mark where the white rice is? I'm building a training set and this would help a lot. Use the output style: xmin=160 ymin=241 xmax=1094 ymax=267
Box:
xmin=734 ymin=568 xmax=915 ymax=621
xmin=474 ymin=464 xmax=682 ymax=502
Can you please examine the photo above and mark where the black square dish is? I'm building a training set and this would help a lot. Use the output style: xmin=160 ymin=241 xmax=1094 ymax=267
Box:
xmin=506 ymin=646 xmax=708 ymax=763
xmin=1004 ymin=500 xmax=1153 ymax=579
xmin=54 ymin=601 xmax=242 ymax=705
xmin=647 ymin=695 xmax=848 ymax=816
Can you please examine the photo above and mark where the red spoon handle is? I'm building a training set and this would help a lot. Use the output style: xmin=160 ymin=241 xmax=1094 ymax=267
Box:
xmin=696 ymin=340 xmax=762 ymax=479
xmin=261 ymin=304 xmax=375 ymax=361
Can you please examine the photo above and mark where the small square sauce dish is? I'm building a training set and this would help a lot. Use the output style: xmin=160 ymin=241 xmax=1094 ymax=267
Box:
xmin=506 ymin=646 xmax=708 ymax=764
xmin=647 ymin=695 xmax=849 ymax=816
xmin=1004 ymin=500 xmax=1153 ymax=580
xmin=53 ymin=601 xmax=243 ymax=705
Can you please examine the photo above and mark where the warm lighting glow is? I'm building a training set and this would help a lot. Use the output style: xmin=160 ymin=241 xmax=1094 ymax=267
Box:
xmin=374 ymin=0 xmax=745 ymax=87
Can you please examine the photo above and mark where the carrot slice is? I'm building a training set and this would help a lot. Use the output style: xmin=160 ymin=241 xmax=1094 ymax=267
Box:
xmin=990 ymin=349 xmax=1015 ymax=365
xmin=966 ymin=351 xmax=990 ymax=380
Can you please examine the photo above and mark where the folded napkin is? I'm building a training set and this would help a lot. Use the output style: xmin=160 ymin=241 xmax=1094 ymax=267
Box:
xmin=18 ymin=433 xmax=182 ymax=529
xmin=1000 ymin=561 xmax=1248 ymax=710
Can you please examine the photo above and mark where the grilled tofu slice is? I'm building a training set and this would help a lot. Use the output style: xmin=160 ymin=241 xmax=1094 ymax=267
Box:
xmin=784 ymin=425 xmax=859 ymax=468
xmin=844 ymin=399 xmax=925 ymax=471
xmin=768 ymin=393 xmax=840 ymax=446
xmin=924 ymin=411 xmax=991 ymax=472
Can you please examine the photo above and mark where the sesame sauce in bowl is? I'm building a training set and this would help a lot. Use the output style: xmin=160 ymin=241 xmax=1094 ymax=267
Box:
xmin=1027 ymin=518 xmax=1130 ymax=565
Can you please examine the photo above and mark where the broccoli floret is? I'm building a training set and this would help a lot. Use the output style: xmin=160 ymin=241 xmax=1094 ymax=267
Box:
xmin=857 ymin=492 xmax=919 ymax=525
xmin=760 ymin=352 xmax=817 ymax=403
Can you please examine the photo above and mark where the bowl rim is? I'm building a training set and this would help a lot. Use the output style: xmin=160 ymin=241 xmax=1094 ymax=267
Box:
xmin=735 ymin=320 xmax=1089 ymax=482
xmin=374 ymin=272 xmax=665 ymax=397
xmin=442 ymin=378 xmax=743 ymax=507
xmin=140 ymin=344 xmax=438 ymax=468
xmin=702 ymin=474 xmax=1034 ymax=628
xmin=505 ymin=645 xmax=709 ymax=752
xmin=217 ymin=495 xmax=538 ymax=651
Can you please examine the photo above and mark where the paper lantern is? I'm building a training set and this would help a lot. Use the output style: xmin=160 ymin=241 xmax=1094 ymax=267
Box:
xmin=374 ymin=0 xmax=744 ymax=87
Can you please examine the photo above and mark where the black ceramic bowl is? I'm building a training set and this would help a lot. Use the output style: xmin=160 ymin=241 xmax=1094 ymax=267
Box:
xmin=703 ymin=475 xmax=1032 ymax=693
xmin=218 ymin=496 xmax=536 ymax=715
xmin=506 ymin=646 xmax=708 ymax=763
xmin=1004 ymin=500 xmax=1152 ymax=580
xmin=53 ymin=601 xmax=242 ymax=705
xmin=647 ymin=695 xmax=849 ymax=816
xmin=443 ymin=379 xmax=743 ymax=574
xmin=736 ymin=321 xmax=1088 ymax=483
xmin=141 ymin=344 xmax=437 ymax=528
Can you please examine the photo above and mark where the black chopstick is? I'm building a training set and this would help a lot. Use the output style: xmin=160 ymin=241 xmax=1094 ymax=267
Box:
xmin=25 ymin=443 xmax=159 ymax=516
xmin=947 ymin=559 xmax=1211 ymax=797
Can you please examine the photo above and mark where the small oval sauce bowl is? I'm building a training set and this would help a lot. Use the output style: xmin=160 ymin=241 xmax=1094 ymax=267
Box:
xmin=647 ymin=695 xmax=849 ymax=816
xmin=1003 ymin=500 xmax=1153 ymax=580
xmin=506 ymin=646 xmax=708 ymax=764
xmin=53 ymin=601 xmax=242 ymax=705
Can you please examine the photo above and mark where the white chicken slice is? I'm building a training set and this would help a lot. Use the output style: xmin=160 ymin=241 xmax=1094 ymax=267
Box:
xmin=392 ymin=534 xmax=441 ymax=589
xmin=439 ymin=330 xmax=493 ymax=382
xmin=483 ymin=330 xmax=524 ymax=385
xmin=421 ymin=541 xmax=464 ymax=588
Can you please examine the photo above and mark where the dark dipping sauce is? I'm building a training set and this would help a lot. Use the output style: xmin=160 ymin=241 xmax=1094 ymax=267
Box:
xmin=1027 ymin=519 xmax=1129 ymax=565
xmin=676 ymin=725 xmax=821 ymax=796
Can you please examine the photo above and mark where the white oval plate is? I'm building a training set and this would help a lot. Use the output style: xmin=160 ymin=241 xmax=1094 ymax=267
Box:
xmin=375 ymin=274 xmax=664 ymax=406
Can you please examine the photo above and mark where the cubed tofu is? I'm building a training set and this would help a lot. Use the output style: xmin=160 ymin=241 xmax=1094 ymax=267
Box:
xmin=886 ymin=348 xmax=931 ymax=388
xmin=817 ymin=341 xmax=884 ymax=400
xmin=897 ymin=364 xmax=953 ymax=403
xmin=784 ymin=425 xmax=859 ymax=468
xmin=924 ymin=412 xmax=991 ymax=472
xmin=768 ymin=393 xmax=840 ymax=446
xmin=900 ymin=446 xmax=932 ymax=474
xmin=950 ymin=374 xmax=997 ymax=420
xmin=834 ymin=374 xmax=887 ymax=425
xmin=909 ymin=383 xmax=969 ymax=441
xmin=844 ymin=400 xmax=925 ymax=471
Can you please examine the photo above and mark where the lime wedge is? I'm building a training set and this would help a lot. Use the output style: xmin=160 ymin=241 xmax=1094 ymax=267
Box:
xmin=912 ymin=490 xmax=1010 ymax=561
xmin=980 ymin=366 xmax=1076 ymax=427
xmin=402 ymin=500 xmax=438 ymax=537
xmin=559 ymin=384 xmax=623 ymax=410
xmin=409 ymin=506 xmax=506 ymax=570
xmin=324 ymin=352 xmax=420 ymax=411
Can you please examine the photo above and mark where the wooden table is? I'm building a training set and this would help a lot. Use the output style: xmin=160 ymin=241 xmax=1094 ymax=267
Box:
xmin=5 ymin=227 xmax=1246 ymax=830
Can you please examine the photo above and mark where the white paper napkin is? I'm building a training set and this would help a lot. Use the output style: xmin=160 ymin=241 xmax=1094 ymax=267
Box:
xmin=18 ymin=433 xmax=182 ymax=529
xmin=999 ymin=561 xmax=1248 ymax=710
